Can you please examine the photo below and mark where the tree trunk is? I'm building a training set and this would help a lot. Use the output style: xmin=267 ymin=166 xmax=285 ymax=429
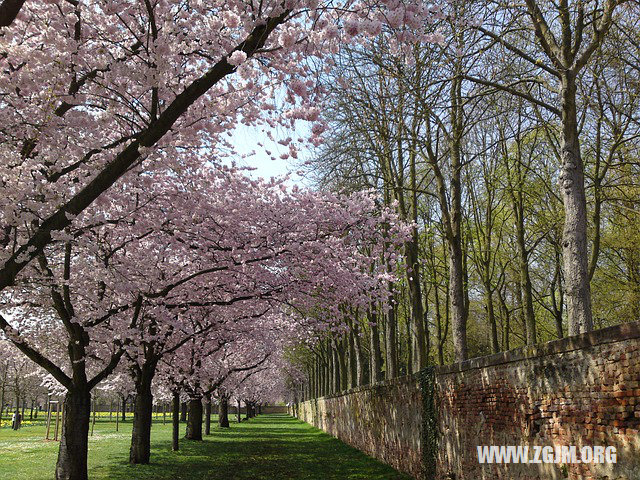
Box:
xmin=121 ymin=397 xmax=126 ymax=422
xmin=327 ymin=344 xmax=335 ymax=393
xmin=0 ymin=374 xmax=5 ymax=425
xmin=204 ymin=394 xmax=212 ymax=435
xmin=315 ymin=359 xmax=321 ymax=397
xmin=406 ymin=240 xmax=427 ymax=371
xmin=55 ymin=388 xmax=91 ymax=480
xmin=560 ymin=72 xmax=593 ymax=335
xmin=484 ymin=281 xmax=499 ymax=354
xmin=185 ymin=397 xmax=203 ymax=441
xmin=511 ymin=179 xmax=537 ymax=346
xmin=179 ymin=402 xmax=187 ymax=422
xmin=171 ymin=391 xmax=179 ymax=452
xmin=368 ymin=309 xmax=383 ymax=383
xmin=405 ymin=305 xmax=412 ymax=374
xmin=434 ymin=280 xmax=445 ymax=365
xmin=552 ymin=247 xmax=565 ymax=338
xmin=324 ymin=350 xmax=330 ymax=395
xmin=347 ymin=329 xmax=357 ymax=389
xmin=385 ymin=290 xmax=398 ymax=379
xmin=335 ymin=338 xmax=347 ymax=391
xmin=448 ymin=73 xmax=467 ymax=362
xmin=331 ymin=342 xmax=340 ymax=392
xmin=218 ymin=396 xmax=229 ymax=428
xmin=352 ymin=324 xmax=365 ymax=386
xmin=129 ymin=362 xmax=156 ymax=464
xmin=498 ymin=285 xmax=511 ymax=351
xmin=236 ymin=399 xmax=241 ymax=423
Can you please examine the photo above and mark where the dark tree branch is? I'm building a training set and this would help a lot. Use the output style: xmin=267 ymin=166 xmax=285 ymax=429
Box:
xmin=0 ymin=0 xmax=26 ymax=27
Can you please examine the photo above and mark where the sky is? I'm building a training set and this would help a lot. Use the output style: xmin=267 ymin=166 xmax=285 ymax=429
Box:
xmin=229 ymin=124 xmax=312 ymax=186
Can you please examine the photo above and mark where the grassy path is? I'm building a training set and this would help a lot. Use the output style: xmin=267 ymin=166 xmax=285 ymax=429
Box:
xmin=0 ymin=414 xmax=410 ymax=479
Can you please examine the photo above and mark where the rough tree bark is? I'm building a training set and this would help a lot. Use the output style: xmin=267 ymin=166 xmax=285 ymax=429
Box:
xmin=185 ymin=397 xmax=203 ymax=441
xmin=171 ymin=391 xmax=179 ymax=452
xmin=55 ymin=388 xmax=91 ymax=480
xmin=218 ymin=396 xmax=229 ymax=428
xmin=559 ymin=70 xmax=593 ymax=335
xmin=129 ymin=360 xmax=157 ymax=464
xmin=204 ymin=393 xmax=212 ymax=435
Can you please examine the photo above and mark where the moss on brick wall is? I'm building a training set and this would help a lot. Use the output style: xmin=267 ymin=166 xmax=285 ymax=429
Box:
xmin=419 ymin=367 xmax=437 ymax=479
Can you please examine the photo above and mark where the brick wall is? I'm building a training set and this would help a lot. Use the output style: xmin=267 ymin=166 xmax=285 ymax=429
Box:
xmin=295 ymin=376 xmax=423 ymax=478
xmin=294 ymin=321 xmax=640 ymax=480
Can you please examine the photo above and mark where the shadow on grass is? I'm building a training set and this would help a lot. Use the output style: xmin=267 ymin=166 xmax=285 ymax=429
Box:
xmin=97 ymin=415 xmax=411 ymax=480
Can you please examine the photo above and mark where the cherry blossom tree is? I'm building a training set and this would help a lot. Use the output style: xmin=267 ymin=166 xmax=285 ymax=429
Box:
xmin=1 ymin=159 xmax=407 ymax=477
xmin=0 ymin=0 xmax=443 ymax=301
xmin=1 ymin=3 xmax=437 ymax=480
xmin=117 ymin=167 xmax=408 ymax=463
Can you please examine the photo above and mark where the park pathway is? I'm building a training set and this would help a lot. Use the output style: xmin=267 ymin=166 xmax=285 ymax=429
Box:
xmin=103 ymin=413 xmax=411 ymax=480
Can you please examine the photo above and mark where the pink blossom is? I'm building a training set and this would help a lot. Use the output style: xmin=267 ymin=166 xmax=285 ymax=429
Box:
xmin=227 ymin=51 xmax=247 ymax=66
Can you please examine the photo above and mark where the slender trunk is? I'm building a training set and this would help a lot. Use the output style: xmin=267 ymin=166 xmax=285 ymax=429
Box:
xmin=449 ymin=73 xmax=467 ymax=362
xmin=218 ymin=396 xmax=229 ymax=428
xmin=185 ymin=397 xmax=203 ymax=441
xmin=352 ymin=324 xmax=365 ymax=386
xmin=405 ymin=305 xmax=412 ymax=374
xmin=498 ymin=285 xmax=511 ymax=351
xmin=406 ymin=240 xmax=427 ymax=371
xmin=368 ymin=309 xmax=383 ymax=382
xmin=315 ymin=359 xmax=321 ymax=397
xmin=329 ymin=344 xmax=336 ymax=393
xmin=0 ymin=372 xmax=5 ymax=425
xmin=348 ymin=330 xmax=357 ymax=389
xmin=236 ymin=399 xmax=241 ymax=423
xmin=324 ymin=348 xmax=331 ymax=394
xmin=560 ymin=72 xmax=593 ymax=335
xmin=335 ymin=338 xmax=347 ymax=391
xmin=517 ymin=279 xmax=526 ymax=343
xmin=513 ymin=195 xmax=536 ymax=345
xmin=449 ymin=239 xmax=466 ymax=362
xmin=180 ymin=402 xmax=187 ymax=422
xmin=331 ymin=342 xmax=340 ymax=392
xmin=171 ymin=391 xmax=179 ymax=452
xmin=55 ymin=388 xmax=91 ymax=480
xmin=204 ymin=394 xmax=212 ymax=435
xmin=385 ymin=287 xmax=398 ymax=379
xmin=485 ymin=281 xmax=499 ymax=354
xmin=434 ymin=281 xmax=444 ymax=365
xmin=121 ymin=397 xmax=126 ymax=422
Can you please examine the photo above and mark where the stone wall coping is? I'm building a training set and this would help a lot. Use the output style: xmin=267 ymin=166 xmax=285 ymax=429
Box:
xmin=435 ymin=320 xmax=640 ymax=375
xmin=307 ymin=321 xmax=640 ymax=401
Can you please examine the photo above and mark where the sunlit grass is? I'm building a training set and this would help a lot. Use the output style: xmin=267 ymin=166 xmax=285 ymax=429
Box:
xmin=0 ymin=414 xmax=410 ymax=479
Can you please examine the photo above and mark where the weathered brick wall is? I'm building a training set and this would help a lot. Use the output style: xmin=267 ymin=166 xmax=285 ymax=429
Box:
xmin=295 ymin=376 xmax=423 ymax=478
xmin=294 ymin=321 xmax=640 ymax=480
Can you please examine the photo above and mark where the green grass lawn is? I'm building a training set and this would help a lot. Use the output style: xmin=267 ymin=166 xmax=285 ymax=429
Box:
xmin=0 ymin=414 xmax=411 ymax=479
